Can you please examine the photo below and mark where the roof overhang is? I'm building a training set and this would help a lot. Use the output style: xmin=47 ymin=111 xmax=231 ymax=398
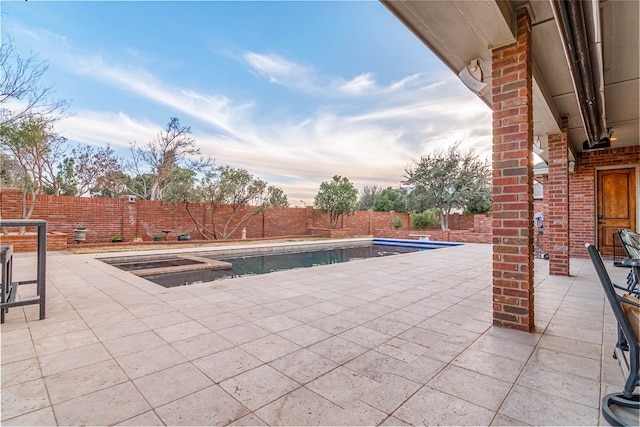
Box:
xmin=381 ymin=0 xmax=639 ymax=159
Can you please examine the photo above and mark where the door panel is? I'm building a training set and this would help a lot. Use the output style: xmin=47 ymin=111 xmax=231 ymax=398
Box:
xmin=597 ymin=168 xmax=636 ymax=255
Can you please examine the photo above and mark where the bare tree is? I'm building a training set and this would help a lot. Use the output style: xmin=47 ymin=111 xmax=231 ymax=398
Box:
xmin=130 ymin=117 xmax=212 ymax=200
xmin=0 ymin=36 xmax=68 ymax=126
xmin=358 ymin=185 xmax=381 ymax=210
xmin=56 ymin=144 xmax=124 ymax=196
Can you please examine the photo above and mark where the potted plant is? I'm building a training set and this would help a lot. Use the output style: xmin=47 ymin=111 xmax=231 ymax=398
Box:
xmin=133 ymin=235 xmax=143 ymax=243
xmin=73 ymin=226 xmax=87 ymax=243
xmin=112 ymin=235 xmax=124 ymax=243
xmin=177 ymin=233 xmax=191 ymax=241
xmin=153 ymin=234 xmax=163 ymax=242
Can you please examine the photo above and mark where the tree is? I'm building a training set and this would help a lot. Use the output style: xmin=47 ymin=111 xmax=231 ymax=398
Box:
xmin=358 ymin=185 xmax=380 ymax=210
xmin=403 ymin=142 xmax=491 ymax=229
xmin=464 ymin=190 xmax=492 ymax=214
xmin=372 ymin=186 xmax=408 ymax=212
xmin=130 ymin=117 xmax=212 ymax=200
xmin=412 ymin=209 xmax=440 ymax=230
xmin=1 ymin=36 xmax=68 ymax=126
xmin=55 ymin=144 xmax=124 ymax=196
xmin=0 ymin=117 xmax=67 ymax=222
xmin=186 ymin=165 xmax=288 ymax=240
xmin=314 ymin=175 xmax=359 ymax=228
xmin=267 ymin=186 xmax=289 ymax=208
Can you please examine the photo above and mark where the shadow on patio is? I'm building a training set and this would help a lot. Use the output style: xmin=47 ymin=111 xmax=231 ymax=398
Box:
xmin=0 ymin=242 xmax=629 ymax=425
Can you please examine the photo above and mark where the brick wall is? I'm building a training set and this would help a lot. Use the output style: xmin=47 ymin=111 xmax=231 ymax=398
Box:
xmin=1 ymin=189 xmax=491 ymax=247
xmin=0 ymin=232 xmax=67 ymax=252
xmin=569 ymin=145 xmax=640 ymax=258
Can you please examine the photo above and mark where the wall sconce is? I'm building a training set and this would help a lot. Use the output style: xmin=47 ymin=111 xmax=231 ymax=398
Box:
xmin=607 ymin=127 xmax=617 ymax=142
xmin=568 ymin=160 xmax=576 ymax=173
xmin=458 ymin=58 xmax=488 ymax=96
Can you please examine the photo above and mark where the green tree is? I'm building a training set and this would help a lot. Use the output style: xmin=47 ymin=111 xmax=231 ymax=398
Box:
xmin=314 ymin=175 xmax=359 ymax=228
xmin=412 ymin=209 xmax=440 ymax=230
xmin=162 ymin=167 xmax=197 ymax=203
xmin=358 ymin=185 xmax=380 ymax=210
xmin=404 ymin=142 xmax=491 ymax=229
xmin=372 ymin=187 xmax=408 ymax=212
xmin=186 ymin=165 xmax=288 ymax=240
xmin=464 ymin=191 xmax=492 ymax=214
xmin=267 ymin=186 xmax=289 ymax=207
xmin=0 ymin=117 xmax=67 ymax=222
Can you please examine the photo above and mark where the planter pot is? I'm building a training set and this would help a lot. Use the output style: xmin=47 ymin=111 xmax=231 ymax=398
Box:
xmin=153 ymin=236 xmax=163 ymax=242
xmin=73 ymin=229 xmax=87 ymax=243
xmin=178 ymin=235 xmax=191 ymax=241
xmin=112 ymin=238 xmax=124 ymax=243
xmin=133 ymin=237 xmax=143 ymax=243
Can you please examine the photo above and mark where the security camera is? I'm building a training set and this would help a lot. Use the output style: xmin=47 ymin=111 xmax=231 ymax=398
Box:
xmin=458 ymin=59 xmax=488 ymax=96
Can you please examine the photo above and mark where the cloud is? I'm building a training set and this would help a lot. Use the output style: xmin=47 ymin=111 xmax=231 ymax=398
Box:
xmin=21 ymin=26 xmax=491 ymax=203
xmin=243 ymin=52 xmax=315 ymax=89
xmin=55 ymin=111 xmax=158 ymax=150
xmin=339 ymin=73 xmax=376 ymax=94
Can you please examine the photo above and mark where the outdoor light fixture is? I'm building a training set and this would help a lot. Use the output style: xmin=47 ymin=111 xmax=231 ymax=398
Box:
xmin=458 ymin=58 xmax=488 ymax=96
xmin=533 ymin=136 xmax=544 ymax=155
xmin=583 ymin=127 xmax=615 ymax=150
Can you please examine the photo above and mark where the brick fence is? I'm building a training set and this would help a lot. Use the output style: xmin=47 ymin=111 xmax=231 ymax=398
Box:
xmin=0 ymin=189 xmax=493 ymax=251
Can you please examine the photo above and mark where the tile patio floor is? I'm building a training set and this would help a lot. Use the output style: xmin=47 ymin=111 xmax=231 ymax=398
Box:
xmin=0 ymin=241 xmax=632 ymax=425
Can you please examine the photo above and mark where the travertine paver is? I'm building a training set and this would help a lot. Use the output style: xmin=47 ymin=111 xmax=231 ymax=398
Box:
xmin=44 ymin=359 xmax=128 ymax=404
xmin=0 ymin=243 xmax=631 ymax=426
xmin=219 ymin=364 xmax=300 ymax=410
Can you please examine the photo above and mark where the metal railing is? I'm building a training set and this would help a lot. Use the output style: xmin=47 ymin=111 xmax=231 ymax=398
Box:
xmin=0 ymin=219 xmax=46 ymax=323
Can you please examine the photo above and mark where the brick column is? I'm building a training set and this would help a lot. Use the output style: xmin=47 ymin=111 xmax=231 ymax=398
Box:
xmin=491 ymin=10 xmax=534 ymax=332
xmin=547 ymin=117 xmax=570 ymax=275
xmin=121 ymin=196 xmax=137 ymax=240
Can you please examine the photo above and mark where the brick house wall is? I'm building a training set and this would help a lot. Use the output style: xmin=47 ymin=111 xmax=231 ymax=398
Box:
xmin=569 ymin=145 xmax=640 ymax=258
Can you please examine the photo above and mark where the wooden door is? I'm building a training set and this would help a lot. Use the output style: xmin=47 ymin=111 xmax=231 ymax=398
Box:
xmin=597 ymin=168 xmax=637 ymax=255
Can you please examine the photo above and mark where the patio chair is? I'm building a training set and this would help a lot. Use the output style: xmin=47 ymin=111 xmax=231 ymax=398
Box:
xmin=616 ymin=229 xmax=640 ymax=297
xmin=586 ymin=244 xmax=640 ymax=426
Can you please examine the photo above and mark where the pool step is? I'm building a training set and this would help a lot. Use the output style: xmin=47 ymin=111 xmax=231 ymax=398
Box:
xmin=132 ymin=255 xmax=232 ymax=277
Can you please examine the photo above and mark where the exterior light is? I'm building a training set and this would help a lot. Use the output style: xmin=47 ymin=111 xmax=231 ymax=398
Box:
xmin=458 ymin=58 xmax=488 ymax=96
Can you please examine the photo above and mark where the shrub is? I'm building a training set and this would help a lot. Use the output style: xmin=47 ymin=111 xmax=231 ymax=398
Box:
xmin=392 ymin=217 xmax=403 ymax=229
xmin=412 ymin=210 xmax=439 ymax=230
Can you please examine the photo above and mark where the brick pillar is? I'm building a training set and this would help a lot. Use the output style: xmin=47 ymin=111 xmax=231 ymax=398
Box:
xmin=541 ymin=175 xmax=550 ymax=255
xmin=491 ymin=10 xmax=534 ymax=332
xmin=121 ymin=196 xmax=137 ymax=240
xmin=547 ymin=117 xmax=570 ymax=275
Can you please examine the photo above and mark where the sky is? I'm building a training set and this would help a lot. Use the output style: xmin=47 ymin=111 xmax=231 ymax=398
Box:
xmin=1 ymin=0 xmax=492 ymax=205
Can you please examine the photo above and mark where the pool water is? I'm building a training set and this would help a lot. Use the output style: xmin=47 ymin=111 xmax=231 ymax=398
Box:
xmin=144 ymin=243 xmax=423 ymax=288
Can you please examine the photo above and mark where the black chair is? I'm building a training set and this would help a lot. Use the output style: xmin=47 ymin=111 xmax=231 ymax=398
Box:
xmin=586 ymin=244 xmax=639 ymax=426
xmin=616 ymin=229 xmax=640 ymax=297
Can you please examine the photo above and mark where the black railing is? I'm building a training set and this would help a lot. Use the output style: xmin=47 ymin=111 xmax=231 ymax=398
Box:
xmin=0 ymin=219 xmax=46 ymax=323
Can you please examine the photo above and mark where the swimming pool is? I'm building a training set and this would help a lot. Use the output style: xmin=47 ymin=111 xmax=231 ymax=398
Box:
xmin=101 ymin=238 xmax=462 ymax=288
